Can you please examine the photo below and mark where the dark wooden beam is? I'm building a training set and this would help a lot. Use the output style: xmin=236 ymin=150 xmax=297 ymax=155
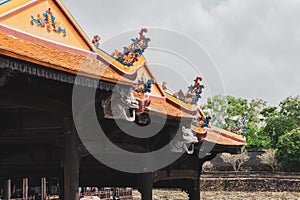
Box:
xmin=0 ymin=134 xmax=65 ymax=144
xmin=0 ymin=90 xmax=70 ymax=115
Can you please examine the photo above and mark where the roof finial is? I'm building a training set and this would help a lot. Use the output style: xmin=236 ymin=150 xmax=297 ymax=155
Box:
xmin=92 ymin=35 xmax=101 ymax=48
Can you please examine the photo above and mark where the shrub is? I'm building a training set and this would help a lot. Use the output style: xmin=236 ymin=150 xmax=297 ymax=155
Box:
xmin=202 ymin=161 xmax=214 ymax=172
xmin=257 ymin=149 xmax=278 ymax=171
xmin=220 ymin=151 xmax=250 ymax=172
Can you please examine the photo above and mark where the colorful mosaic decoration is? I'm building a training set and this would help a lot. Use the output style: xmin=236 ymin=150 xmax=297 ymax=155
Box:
xmin=227 ymin=124 xmax=247 ymax=135
xmin=192 ymin=116 xmax=212 ymax=128
xmin=111 ymin=28 xmax=151 ymax=66
xmin=92 ymin=35 xmax=101 ymax=48
xmin=31 ymin=8 xmax=67 ymax=37
xmin=132 ymin=75 xmax=155 ymax=98
xmin=172 ymin=77 xmax=204 ymax=105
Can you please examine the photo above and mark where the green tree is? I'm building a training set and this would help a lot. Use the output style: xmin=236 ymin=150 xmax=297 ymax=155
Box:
xmin=202 ymin=95 xmax=269 ymax=148
xmin=202 ymin=95 xmax=228 ymax=127
xmin=245 ymin=125 xmax=272 ymax=148
xmin=279 ymin=96 xmax=300 ymax=124
xmin=202 ymin=95 xmax=300 ymax=150
xmin=203 ymin=96 xmax=266 ymax=127
xmin=264 ymin=116 xmax=298 ymax=146
xmin=226 ymin=96 xmax=249 ymax=124
xmin=276 ymin=128 xmax=300 ymax=168
xmin=260 ymin=106 xmax=278 ymax=119
xmin=263 ymin=96 xmax=300 ymax=147
xmin=246 ymin=99 xmax=267 ymax=125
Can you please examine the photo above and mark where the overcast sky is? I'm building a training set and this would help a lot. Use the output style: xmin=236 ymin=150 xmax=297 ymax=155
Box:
xmin=62 ymin=0 xmax=300 ymax=106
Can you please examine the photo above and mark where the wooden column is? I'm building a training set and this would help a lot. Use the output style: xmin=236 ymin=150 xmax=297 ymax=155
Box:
xmin=64 ymin=122 xmax=79 ymax=200
xmin=3 ymin=179 xmax=11 ymax=200
xmin=190 ymin=178 xmax=200 ymax=200
xmin=47 ymin=178 xmax=52 ymax=196
xmin=139 ymin=173 xmax=153 ymax=200
xmin=59 ymin=179 xmax=64 ymax=200
xmin=41 ymin=177 xmax=47 ymax=200
xmin=22 ymin=178 xmax=28 ymax=200
xmin=189 ymin=160 xmax=203 ymax=200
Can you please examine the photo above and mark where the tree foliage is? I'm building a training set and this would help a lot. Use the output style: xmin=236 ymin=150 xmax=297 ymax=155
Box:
xmin=202 ymin=95 xmax=228 ymax=127
xmin=202 ymin=96 xmax=266 ymax=128
xmin=279 ymin=96 xmax=300 ymax=120
xmin=202 ymin=95 xmax=300 ymax=170
xmin=202 ymin=95 xmax=300 ymax=151
xmin=202 ymin=95 xmax=268 ymax=148
xmin=276 ymin=128 xmax=300 ymax=166
xmin=263 ymin=96 xmax=300 ymax=147
xmin=264 ymin=116 xmax=298 ymax=146
xmin=245 ymin=126 xmax=272 ymax=149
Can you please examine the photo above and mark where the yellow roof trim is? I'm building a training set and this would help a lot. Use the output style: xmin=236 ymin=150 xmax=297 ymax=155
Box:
xmin=165 ymin=92 xmax=198 ymax=111
xmin=211 ymin=126 xmax=246 ymax=141
xmin=0 ymin=0 xmax=33 ymax=16
xmin=96 ymin=48 xmax=146 ymax=75
xmin=54 ymin=0 xmax=96 ymax=52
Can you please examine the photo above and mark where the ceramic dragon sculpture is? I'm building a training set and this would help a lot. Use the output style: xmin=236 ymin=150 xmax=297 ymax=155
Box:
xmin=170 ymin=126 xmax=199 ymax=154
xmin=102 ymin=91 xmax=139 ymax=122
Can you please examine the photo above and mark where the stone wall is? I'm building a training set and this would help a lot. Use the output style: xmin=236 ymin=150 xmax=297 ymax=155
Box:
xmin=200 ymin=172 xmax=300 ymax=192
xmin=209 ymin=149 xmax=299 ymax=172
xmin=209 ymin=149 xmax=271 ymax=171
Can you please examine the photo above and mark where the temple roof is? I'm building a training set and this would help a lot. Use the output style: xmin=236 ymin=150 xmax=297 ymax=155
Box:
xmin=147 ymin=98 xmax=193 ymax=119
xmin=0 ymin=0 xmax=246 ymax=147
xmin=0 ymin=28 xmax=194 ymax=119
xmin=0 ymin=30 xmax=129 ymax=84
xmin=206 ymin=126 xmax=246 ymax=146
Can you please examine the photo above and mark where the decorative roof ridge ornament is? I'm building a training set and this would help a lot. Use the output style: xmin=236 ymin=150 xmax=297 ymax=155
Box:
xmin=190 ymin=112 xmax=247 ymax=144
xmin=227 ymin=124 xmax=247 ymax=135
xmin=30 ymin=8 xmax=67 ymax=37
xmin=92 ymin=35 xmax=101 ymax=48
xmin=163 ymin=76 xmax=204 ymax=105
xmin=192 ymin=115 xmax=212 ymax=129
xmin=132 ymin=74 xmax=155 ymax=99
xmin=109 ymin=28 xmax=151 ymax=67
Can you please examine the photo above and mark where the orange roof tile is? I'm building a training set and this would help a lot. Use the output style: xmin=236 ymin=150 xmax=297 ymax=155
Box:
xmin=147 ymin=99 xmax=245 ymax=146
xmin=147 ymin=98 xmax=194 ymax=119
xmin=205 ymin=130 xmax=246 ymax=146
xmin=0 ymin=31 xmax=132 ymax=85
xmin=202 ymin=126 xmax=246 ymax=146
